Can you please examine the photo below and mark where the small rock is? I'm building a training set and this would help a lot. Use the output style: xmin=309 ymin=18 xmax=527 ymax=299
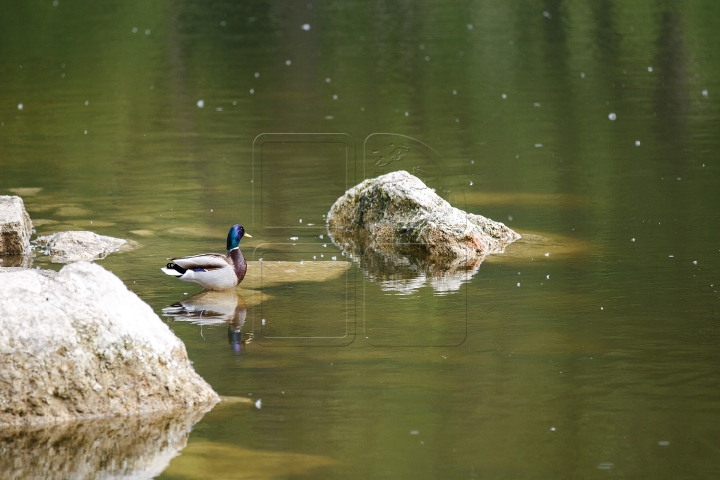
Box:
xmin=327 ymin=171 xmax=520 ymax=261
xmin=0 ymin=195 xmax=33 ymax=255
xmin=35 ymin=230 xmax=134 ymax=263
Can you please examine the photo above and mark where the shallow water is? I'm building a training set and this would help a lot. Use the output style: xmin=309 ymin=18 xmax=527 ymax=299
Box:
xmin=2 ymin=0 xmax=720 ymax=478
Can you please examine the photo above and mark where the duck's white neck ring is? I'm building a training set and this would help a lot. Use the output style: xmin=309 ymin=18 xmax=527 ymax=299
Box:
xmin=229 ymin=246 xmax=240 ymax=251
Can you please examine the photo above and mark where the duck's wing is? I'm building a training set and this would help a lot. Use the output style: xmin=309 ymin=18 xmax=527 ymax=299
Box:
xmin=169 ymin=253 xmax=230 ymax=270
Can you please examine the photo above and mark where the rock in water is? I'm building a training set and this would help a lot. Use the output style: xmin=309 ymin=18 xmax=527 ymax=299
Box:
xmin=327 ymin=170 xmax=520 ymax=261
xmin=0 ymin=262 xmax=219 ymax=427
xmin=35 ymin=230 xmax=131 ymax=263
xmin=0 ymin=195 xmax=33 ymax=255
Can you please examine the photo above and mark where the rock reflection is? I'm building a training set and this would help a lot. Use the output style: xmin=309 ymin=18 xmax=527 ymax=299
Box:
xmin=162 ymin=290 xmax=253 ymax=354
xmin=329 ymin=232 xmax=481 ymax=295
xmin=0 ymin=252 xmax=33 ymax=268
xmin=0 ymin=405 xmax=210 ymax=479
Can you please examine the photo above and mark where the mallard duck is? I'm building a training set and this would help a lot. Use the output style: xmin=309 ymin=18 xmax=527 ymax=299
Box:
xmin=161 ymin=224 xmax=252 ymax=291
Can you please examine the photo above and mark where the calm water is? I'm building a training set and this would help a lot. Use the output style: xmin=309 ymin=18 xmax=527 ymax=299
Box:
xmin=2 ymin=0 xmax=720 ymax=478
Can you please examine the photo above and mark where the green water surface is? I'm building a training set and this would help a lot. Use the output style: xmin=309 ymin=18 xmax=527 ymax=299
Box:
xmin=1 ymin=0 xmax=719 ymax=478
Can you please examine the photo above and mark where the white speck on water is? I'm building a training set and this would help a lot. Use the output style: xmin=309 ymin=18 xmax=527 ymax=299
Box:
xmin=502 ymin=93 xmax=507 ymax=99
xmin=410 ymin=430 xmax=419 ymax=435
xmin=325 ymin=77 xmax=331 ymax=83
xmin=301 ymin=23 xmax=311 ymax=31
xmin=544 ymin=252 xmax=549 ymax=257
xmin=508 ymin=216 xmax=513 ymax=221
xmin=261 ymin=318 xmax=266 ymax=325
xmin=608 ymin=112 xmax=617 ymax=121
xmin=658 ymin=441 xmax=670 ymax=446
xmin=85 ymin=100 xmax=89 ymax=105
xmin=517 ymin=283 xmax=521 ymax=287
xmin=360 ymin=107 xmax=364 ymax=111
xmin=467 ymin=24 xmax=473 ymax=29
xmin=232 ymin=101 xmax=237 ymax=105
xmin=145 ymin=29 xmax=151 ymax=35
xmin=471 ymin=160 xmax=474 ymax=164
xmin=285 ymin=60 xmax=292 ymax=65
xmin=535 ymin=143 xmax=543 ymax=147
xmin=550 ymin=426 xmax=556 ymax=431
xmin=581 ymin=72 xmax=585 ymax=78
xmin=323 ymin=244 xmax=327 ymax=247
xmin=469 ymin=181 xmax=473 ymax=186
xmin=509 ymin=40 xmax=514 ymax=45
xmin=183 ymin=292 xmax=188 ymax=295
xmin=196 ymin=100 xmax=204 ymax=108
xmin=210 ymin=209 xmax=213 ymax=212
xmin=648 ymin=66 xmax=653 ymax=72
xmin=254 ymin=72 xmax=259 ymax=78
xmin=61 ymin=73 xmax=65 ymax=78
xmin=677 ymin=177 xmax=681 ymax=181
xmin=290 ymin=236 xmax=298 ymax=241
xmin=702 ymin=89 xmax=708 ymax=97
xmin=259 ymin=258 xmax=263 ymax=262
xmin=546 ymin=275 xmax=550 ymax=279
xmin=693 ymin=260 xmax=697 ymax=265
xmin=300 ymin=260 xmax=304 ymax=265
xmin=543 ymin=11 xmax=552 ymax=18
xmin=332 ymin=256 xmax=337 ymax=260
xmin=425 ymin=56 xmax=430 ymax=61
xmin=534 ymin=103 xmax=541 ymax=107
xmin=250 ymin=88 xmax=254 ymax=94
xmin=84 ymin=130 xmax=87 ymax=135
xmin=453 ymin=90 xmax=457 ymax=95
xmin=405 ymin=111 xmax=409 ymax=116
xmin=320 ymin=254 xmax=324 ymax=258
xmin=600 ymin=307 xmax=603 ymax=310
xmin=53 ymin=0 xmax=58 ymax=5
xmin=635 ymin=140 xmax=641 ymax=146
xmin=420 ymin=441 xmax=424 ymax=445
xmin=333 ymin=94 xmax=338 ymax=100
xmin=299 ymin=219 xmax=302 ymax=223
xmin=597 ymin=463 xmax=614 ymax=470
xmin=132 ymin=27 xmax=137 ymax=33
xmin=313 ymin=256 xmax=316 ymax=259
xmin=216 ymin=107 xmax=223 ymax=111
xmin=255 ymin=399 xmax=262 ymax=409
xmin=319 ymin=234 xmax=324 ymax=239
xmin=220 ymin=20 xmax=226 ymax=26
xmin=632 ymin=238 xmax=636 ymax=242
xmin=325 ymin=115 xmax=334 ymax=120
xmin=17 ymin=104 xmax=23 ymax=110
xmin=455 ymin=118 xmax=459 ymax=122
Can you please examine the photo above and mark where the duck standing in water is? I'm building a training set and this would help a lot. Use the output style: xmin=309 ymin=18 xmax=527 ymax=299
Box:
xmin=161 ymin=224 xmax=252 ymax=290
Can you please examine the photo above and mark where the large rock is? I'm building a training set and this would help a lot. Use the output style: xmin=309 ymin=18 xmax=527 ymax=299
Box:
xmin=35 ymin=230 xmax=132 ymax=263
xmin=0 ymin=262 xmax=219 ymax=427
xmin=0 ymin=195 xmax=33 ymax=255
xmin=327 ymin=170 xmax=520 ymax=259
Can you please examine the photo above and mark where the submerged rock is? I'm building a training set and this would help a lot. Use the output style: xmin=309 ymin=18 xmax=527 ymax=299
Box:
xmin=327 ymin=170 xmax=520 ymax=261
xmin=0 ymin=262 xmax=219 ymax=427
xmin=0 ymin=195 xmax=33 ymax=255
xmin=35 ymin=230 xmax=133 ymax=263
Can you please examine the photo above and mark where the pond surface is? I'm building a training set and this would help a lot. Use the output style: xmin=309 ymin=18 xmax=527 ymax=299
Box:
xmin=2 ymin=0 xmax=720 ymax=478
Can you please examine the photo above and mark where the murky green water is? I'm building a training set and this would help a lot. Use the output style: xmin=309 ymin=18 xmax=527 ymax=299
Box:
xmin=2 ymin=0 xmax=720 ymax=478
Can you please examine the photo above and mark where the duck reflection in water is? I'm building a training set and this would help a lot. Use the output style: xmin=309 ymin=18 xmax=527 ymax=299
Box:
xmin=162 ymin=290 xmax=253 ymax=354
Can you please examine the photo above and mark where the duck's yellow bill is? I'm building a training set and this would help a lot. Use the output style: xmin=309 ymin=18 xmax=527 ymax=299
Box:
xmin=244 ymin=232 xmax=252 ymax=238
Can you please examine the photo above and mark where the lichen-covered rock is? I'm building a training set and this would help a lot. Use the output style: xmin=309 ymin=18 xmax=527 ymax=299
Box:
xmin=35 ymin=230 xmax=133 ymax=263
xmin=0 ymin=195 xmax=33 ymax=255
xmin=327 ymin=170 xmax=520 ymax=261
xmin=0 ymin=262 xmax=219 ymax=427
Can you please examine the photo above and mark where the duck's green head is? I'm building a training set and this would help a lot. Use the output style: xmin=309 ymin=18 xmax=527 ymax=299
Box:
xmin=227 ymin=224 xmax=252 ymax=250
